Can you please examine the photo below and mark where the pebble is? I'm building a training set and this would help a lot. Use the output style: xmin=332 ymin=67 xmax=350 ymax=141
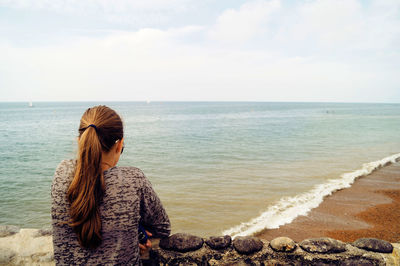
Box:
xmin=270 ymin=237 xmax=296 ymax=252
xmin=159 ymin=233 xmax=204 ymax=252
xmin=353 ymin=238 xmax=393 ymax=253
xmin=206 ymin=235 xmax=232 ymax=250
xmin=300 ymin=237 xmax=346 ymax=254
xmin=233 ymin=236 xmax=264 ymax=255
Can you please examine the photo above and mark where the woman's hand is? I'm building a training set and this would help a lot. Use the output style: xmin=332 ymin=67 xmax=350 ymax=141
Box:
xmin=139 ymin=230 xmax=153 ymax=255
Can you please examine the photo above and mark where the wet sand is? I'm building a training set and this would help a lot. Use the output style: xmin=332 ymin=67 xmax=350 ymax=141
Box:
xmin=256 ymin=162 xmax=400 ymax=243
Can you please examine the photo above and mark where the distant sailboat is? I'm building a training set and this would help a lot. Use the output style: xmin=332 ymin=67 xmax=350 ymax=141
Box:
xmin=28 ymin=101 xmax=33 ymax=107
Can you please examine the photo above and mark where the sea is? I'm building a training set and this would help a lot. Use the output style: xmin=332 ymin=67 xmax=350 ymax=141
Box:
xmin=0 ymin=102 xmax=399 ymax=237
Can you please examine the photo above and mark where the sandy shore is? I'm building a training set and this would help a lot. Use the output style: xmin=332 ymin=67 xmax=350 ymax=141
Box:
xmin=256 ymin=162 xmax=400 ymax=243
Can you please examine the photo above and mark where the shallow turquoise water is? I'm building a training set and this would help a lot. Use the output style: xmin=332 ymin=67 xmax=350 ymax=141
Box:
xmin=0 ymin=102 xmax=399 ymax=236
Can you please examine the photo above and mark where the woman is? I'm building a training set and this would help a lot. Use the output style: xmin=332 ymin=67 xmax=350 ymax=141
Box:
xmin=51 ymin=105 xmax=170 ymax=265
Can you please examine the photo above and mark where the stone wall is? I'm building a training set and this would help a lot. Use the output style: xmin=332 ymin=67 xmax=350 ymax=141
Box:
xmin=1 ymin=226 xmax=399 ymax=265
xmin=150 ymin=233 xmax=400 ymax=265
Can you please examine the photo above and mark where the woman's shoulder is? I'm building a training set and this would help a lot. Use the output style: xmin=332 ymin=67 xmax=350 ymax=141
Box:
xmin=54 ymin=159 xmax=76 ymax=177
xmin=108 ymin=166 xmax=146 ymax=179
xmin=105 ymin=166 xmax=150 ymax=191
xmin=56 ymin=159 xmax=76 ymax=170
xmin=52 ymin=159 xmax=76 ymax=194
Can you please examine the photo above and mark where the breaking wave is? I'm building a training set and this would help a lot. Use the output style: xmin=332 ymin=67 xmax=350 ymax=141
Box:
xmin=222 ymin=153 xmax=400 ymax=238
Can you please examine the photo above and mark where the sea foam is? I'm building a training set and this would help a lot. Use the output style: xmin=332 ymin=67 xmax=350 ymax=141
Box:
xmin=222 ymin=153 xmax=400 ymax=238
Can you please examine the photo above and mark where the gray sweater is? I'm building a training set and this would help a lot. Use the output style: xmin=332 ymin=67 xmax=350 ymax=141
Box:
xmin=51 ymin=159 xmax=171 ymax=265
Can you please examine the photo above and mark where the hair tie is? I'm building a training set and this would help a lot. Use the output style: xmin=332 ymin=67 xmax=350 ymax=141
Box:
xmin=88 ymin=124 xmax=97 ymax=131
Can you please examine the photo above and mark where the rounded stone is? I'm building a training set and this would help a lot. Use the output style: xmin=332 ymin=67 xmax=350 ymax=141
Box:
xmin=300 ymin=237 xmax=346 ymax=254
xmin=206 ymin=235 xmax=232 ymax=250
xmin=0 ymin=225 xmax=20 ymax=237
xmin=270 ymin=237 xmax=296 ymax=252
xmin=232 ymin=236 xmax=263 ymax=255
xmin=353 ymin=238 xmax=393 ymax=253
xmin=159 ymin=233 xmax=204 ymax=252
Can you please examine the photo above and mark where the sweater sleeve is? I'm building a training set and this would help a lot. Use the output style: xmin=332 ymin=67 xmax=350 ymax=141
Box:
xmin=139 ymin=173 xmax=171 ymax=238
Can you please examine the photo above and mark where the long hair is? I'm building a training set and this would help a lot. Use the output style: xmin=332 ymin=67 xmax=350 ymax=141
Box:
xmin=67 ymin=105 xmax=123 ymax=249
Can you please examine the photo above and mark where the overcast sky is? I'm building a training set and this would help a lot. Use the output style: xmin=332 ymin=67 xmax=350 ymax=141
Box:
xmin=0 ymin=0 xmax=399 ymax=102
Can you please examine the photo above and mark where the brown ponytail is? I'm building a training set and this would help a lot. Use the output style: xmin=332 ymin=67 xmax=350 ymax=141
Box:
xmin=67 ymin=106 xmax=123 ymax=249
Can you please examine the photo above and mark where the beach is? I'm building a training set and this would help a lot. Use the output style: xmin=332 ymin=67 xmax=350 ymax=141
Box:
xmin=256 ymin=161 xmax=400 ymax=243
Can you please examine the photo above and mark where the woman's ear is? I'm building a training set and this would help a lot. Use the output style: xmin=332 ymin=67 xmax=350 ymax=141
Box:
xmin=116 ymin=138 xmax=124 ymax=154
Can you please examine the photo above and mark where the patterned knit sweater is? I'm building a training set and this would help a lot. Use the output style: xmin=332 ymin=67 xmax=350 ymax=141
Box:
xmin=51 ymin=159 xmax=171 ymax=265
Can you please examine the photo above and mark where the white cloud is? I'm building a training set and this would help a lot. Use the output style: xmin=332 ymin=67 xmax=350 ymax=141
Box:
xmin=0 ymin=0 xmax=399 ymax=102
xmin=0 ymin=0 xmax=194 ymax=26
xmin=281 ymin=0 xmax=400 ymax=52
xmin=208 ymin=0 xmax=281 ymax=43
xmin=0 ymin=0 xmax=191 ymax=11
xmin=296 ymin=0 xmax=363 ymax=43
xmin=206 ymin=0 xmax=400 ymax=53
xmin=1 ymin=25 xmax=398 ymax=102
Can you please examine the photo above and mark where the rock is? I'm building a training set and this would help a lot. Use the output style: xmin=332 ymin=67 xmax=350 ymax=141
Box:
xmin=39 ymin=252 xmax=55 ymax=262
xmin=340 ymin=258 xmax=374 ymax=266
xmin=353 ymin=238 xmax=393 ymax=253
xmin=213 ymin=254 xmax=222 ymax=260
xmin=36 ymin=226 xmax=53 ymax=237
xmin=0 ymin=248 xmax=16 ymax=264
xmin=208 ymin=258 xmax=219 ymax=265
xmin=232 ymin=236 xmax=263 ymax=255
xmin=206 ymin=235 xmax=232 ymax=250
xmin=270 ymin=237 xmax=296 ymax=252
xmin=0 ymin=225 xmax=20 ymax=237
xmin=300 ymin=238 xmax=346 ymax=254
xmin=159 ymin=233 xmax=204 ymax=252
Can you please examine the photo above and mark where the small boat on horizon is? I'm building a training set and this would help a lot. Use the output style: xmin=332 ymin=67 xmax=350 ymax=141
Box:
xmin=28 ymin=101 xmax=34 ymax=107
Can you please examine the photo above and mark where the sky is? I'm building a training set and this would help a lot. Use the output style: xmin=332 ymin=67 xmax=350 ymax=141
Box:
xmin=0 ymin=0 xmax=399 ymax=102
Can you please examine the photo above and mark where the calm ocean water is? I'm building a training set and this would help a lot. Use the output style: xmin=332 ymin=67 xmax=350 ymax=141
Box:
xmin=0 ymin=102 xmax=399 ymax=237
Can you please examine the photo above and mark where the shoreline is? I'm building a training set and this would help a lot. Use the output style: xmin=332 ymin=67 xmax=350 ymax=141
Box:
xmin=256 ymin=161 xmax=400 ymax=242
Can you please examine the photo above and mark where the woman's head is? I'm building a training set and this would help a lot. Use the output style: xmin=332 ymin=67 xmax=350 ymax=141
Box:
xmin=78 ymin=105 xmax=124 ymax=153
xmin=67 ymin=105 xmax=123 ymax=249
